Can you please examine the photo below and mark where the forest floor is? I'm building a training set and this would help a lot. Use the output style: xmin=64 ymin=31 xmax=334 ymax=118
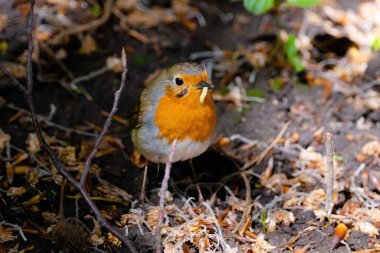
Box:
xmin=0 ymin=0 xmax=380 ymax=252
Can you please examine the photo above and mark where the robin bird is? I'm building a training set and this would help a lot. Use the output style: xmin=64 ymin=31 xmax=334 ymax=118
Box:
xmin=132 ymin=62 xmax=217 ymax=164
xmin=132 ymin=62 xmax=216 ymax=250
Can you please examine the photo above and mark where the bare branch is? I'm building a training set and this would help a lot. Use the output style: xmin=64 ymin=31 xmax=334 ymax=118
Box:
xmin=26 ymin=0 xmax=35 ymax=92
xmin=80 ymin=48 xmax=128 ymax=186
xmin=324 ymin=132 xmax=334 ymax=219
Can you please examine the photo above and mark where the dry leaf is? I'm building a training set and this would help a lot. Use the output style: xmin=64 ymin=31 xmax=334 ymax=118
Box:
xmin=250 ymin=233 xmax=276 ymax=252
xmin=0 ymin=62 xmax=26 ymax=79
xmin=0 ymin=14 xmax=7 ymax=31
xmin=352 ymin=221 xmax=379 ymax=237
xmin=42 ymin=212 xmax=59 ymax=224
xmin=362 ymin=141 xmax=380 ymax=157
xmin=56 ymin=146 xmax=77 ymax=164
xmin=26 ymin=133 xmax=40 ymax=154
xmin=264 ymin=173 xmax=288 ymax=193
xmin=289 ymin=132 xmax=300 ymax=143
xmin=79 ymin=34 xmax=97 ymax=55
xmin=227 ymin=196 xmax=249 ymax=212
xmin=106 ymin=56 xmax=123 ymax=73
xmin=88 ymin=217 xmax=105 ymax=246
xmin=302 ymin=189 xmax=325 ymax=210
xmin=146 ymin=207 xmax=159 ymax=230
xmin=0 ymin=129 xmax=11 ymax=152
xmin=0 ymin=226 xmax=15 ymax=243
xmin=364 ymin=91 xmax=380 ymax=110
xmin=213 ymin=85 xmax=245 ymax=109
xmin=299 ymin=148 xmax=324 ymax=169
xmin=356 ymin=153 xmax=367 ymax=162
xmin=121 ymin=209 xmax=144 ymax=226
xmin=14 ymin=165 xmax=34 ymax=175
xmin=346 ymin=134 xmax=356 ymax=141
xmin=6 ymin=162 xmax=14 ymax=184
xmin=12 ymin=152 xmax=29 ymax=166
xmin=127 ymin=8 xmax=176 ymax=29
xmin=35 ymin=25 xmax=53 ymax=42
xmin=266 ymin=209 xmax=295 ymax=232
xmin=340 ymin=197 xmax=361 ymax=215
xmin=115 ymin=0 xmax=138 ymax=11
xmin=293 ymin=245 xmax=309 ymax=253
xmin=107 ymin=232 xmax=121 ymax=247
xmin=353 ymin=208 xmax=380 ymax=226
xmin=23 ymin=192 xmax=44 ymax=207
xmin=7 ymin=187 xmax=26 ymax=198
xmin=217 ymin=137 xmax=230 ymax=148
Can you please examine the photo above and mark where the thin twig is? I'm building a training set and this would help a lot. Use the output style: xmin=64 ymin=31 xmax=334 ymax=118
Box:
xmin=26 ymin=1 xmax=34 ymax=92
xmin=324 ymin=132 xmax=334 ymax=219
xmin=244 ymin=121 xmax=290 ymax=170
xmin=80 ymin=49 xmax=127 ymax=186
xmin=6 ymin=103 xmax=97 ymax=137
xmin=70 ymin=66 xmax=109 ymax=87
xmin=233 ymin=172 xmax=252 ymax=234
xmin=350 ymin=163 xmax=379 ymax=208
xmin=155 ymin=139 xmax=177 ymax=253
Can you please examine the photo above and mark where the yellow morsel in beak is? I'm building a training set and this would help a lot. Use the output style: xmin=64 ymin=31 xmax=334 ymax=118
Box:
xmin=200 ymin=86 xmax=208 ymax=103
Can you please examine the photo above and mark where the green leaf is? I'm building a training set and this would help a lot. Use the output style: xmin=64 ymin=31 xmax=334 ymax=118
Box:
xmin=284 ymin=0 xmax=321 ymax=8
xmin=237 ymin=106 xmax=250 ymax=114
xmin=243 ymin=0 xmax=275 ymax=15
xmin=131 ymin=54 xmax=151 ymax=68
xmin=270 ymin=77 xmax=283 ymax=90
xmin=246 ymin=88 xmax=265 ymax=98
xmin=0 ymin=40 xmax=8 ymax=55
xmin=261 ymin=208 xmax=268 ymax=231
xmin=90 ymin=3 xmax=102 ymax=17
xmin=219 ymin=86 xmax=229 ymax=95
xmin=371 ymin=37 xmax=380 ymax=51
xmin=289 ymin=55 xmax=304 ymax=72
xmin=285 ymin=34 xmax=304 ymax=72
xmin=285 ymin=35 xmax=297 ymax=56
xmin=72 ymin=86 xmax=83 ymax=94
xmin=333 ymin=154 xmax=343 ymax=162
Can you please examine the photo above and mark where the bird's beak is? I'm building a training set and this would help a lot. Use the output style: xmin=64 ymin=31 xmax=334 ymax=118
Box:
xmin=196 ymin=81 xmax=214 ymax=89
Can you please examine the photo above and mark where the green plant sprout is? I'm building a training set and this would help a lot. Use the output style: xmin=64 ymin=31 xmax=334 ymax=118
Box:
xmin=243 ymin=0 xmax=321 ymax=72
xmin=261 ymin=207 xmax=268 ymax=232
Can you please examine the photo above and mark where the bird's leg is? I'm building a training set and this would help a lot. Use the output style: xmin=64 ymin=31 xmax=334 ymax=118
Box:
xmin=155 ymin=139 xmax=177 ymax=253
xmin=139 ymin=161 xmax=148 ymax=204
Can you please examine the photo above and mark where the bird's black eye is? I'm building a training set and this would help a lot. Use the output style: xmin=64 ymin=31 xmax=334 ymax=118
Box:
xmin=175 ymin=77 xmax=184 ymax=86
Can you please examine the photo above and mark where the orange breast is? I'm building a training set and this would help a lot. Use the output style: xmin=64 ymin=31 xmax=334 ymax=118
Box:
xmin=154 ymin=88 xmax=216 ymax=142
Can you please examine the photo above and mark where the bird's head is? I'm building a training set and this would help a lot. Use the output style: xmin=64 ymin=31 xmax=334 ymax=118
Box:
xmin=160 ymin=62 xmax=214 ymax=104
